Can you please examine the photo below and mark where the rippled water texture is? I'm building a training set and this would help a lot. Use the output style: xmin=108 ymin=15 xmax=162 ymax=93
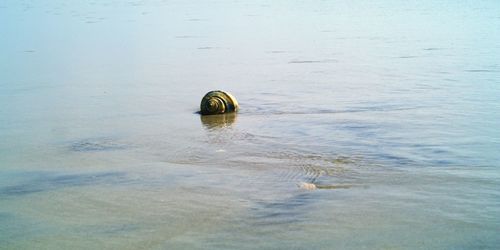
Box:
xmin=1 ymin=1 xmax=500 ymax=249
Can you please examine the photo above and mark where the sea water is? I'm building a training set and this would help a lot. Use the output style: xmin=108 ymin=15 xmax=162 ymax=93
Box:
xmin=1 ymin=0 xmax=499 ymax=249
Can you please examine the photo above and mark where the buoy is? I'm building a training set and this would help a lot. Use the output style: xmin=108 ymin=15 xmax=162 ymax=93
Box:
xmin=200 ymin=90 xmax=239 ymax=115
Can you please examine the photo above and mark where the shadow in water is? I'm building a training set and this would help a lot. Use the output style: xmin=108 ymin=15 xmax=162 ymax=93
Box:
xmin=0 ymin=171 xmax=126 ymax=197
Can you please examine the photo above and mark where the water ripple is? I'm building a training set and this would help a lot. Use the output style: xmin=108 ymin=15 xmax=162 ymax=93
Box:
xmin=0 ymin=171 xmax=127 ymax=197
xmin=69 ymin=137 xmax=128 ymax=152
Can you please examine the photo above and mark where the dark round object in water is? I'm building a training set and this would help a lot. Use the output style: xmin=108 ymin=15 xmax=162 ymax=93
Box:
xmin=200 ymin=90 xmax=239 ymax=115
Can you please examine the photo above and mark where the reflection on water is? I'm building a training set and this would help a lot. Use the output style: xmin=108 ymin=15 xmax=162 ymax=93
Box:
xmin=200 ymin=113 xmax=237 ymax=130
xmin=1 ymin=0 xmax=500 ymax=249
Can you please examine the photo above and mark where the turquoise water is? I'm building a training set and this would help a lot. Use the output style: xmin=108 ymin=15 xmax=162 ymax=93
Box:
xmin=1 ymin=0 xmax=500 ymax=249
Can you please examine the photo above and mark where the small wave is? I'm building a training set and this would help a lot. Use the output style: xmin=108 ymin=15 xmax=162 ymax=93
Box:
xmin=69 ymin=137 xmax=128 ymax=152
xmin=288 ymin=59 xmax=337 ymax=64
xmin=464 ymin=69 xmax=498 ymax=73
xmin=0 ymin=171 xmax=127 ymax=197
xmin=423 ymin=48 xmax=444 ymax=51
xmin=239 ymin=105 xmax=426 ymax=116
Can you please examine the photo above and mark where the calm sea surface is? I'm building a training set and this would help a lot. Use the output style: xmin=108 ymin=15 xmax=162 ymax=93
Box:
xmin=1 ymin=1 xmax=499 ymax=249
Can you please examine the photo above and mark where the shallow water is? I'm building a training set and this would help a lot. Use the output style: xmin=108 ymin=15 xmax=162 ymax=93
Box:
xmin=1 ymin=0 xmax=500 ymax=249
